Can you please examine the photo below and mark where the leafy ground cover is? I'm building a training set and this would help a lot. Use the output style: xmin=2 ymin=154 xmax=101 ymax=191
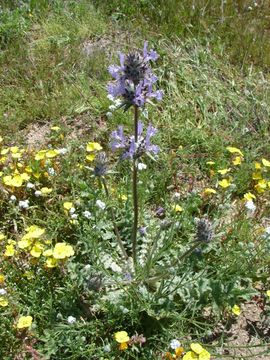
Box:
xmin=0 ymin=1 xmax=270 ymax=359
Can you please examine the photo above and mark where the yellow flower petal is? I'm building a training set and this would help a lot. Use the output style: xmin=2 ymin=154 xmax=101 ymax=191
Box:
xmin=243 ymin=192 xmax=256 ymax=201
xmin=86 ymin=154 xmax=96 ymax=162
xmin=217 ymin=168 xmax=231 ymax=175
xmin=226 ymin=146 xmax=243 ymax=156
xmin=203 ymin=188 xmax=217 ymax=195
xmin=183 ymin=351 xmax=198 ymax=360
xmin=232 ymin=156 xmax=242 ymax=165
xmin=63 ymin=202 xmax=73 ymax=211
xmin=232 ymin=304 xmax=241 ymax=316
xmin=17 ymin=316 xmax=33 ymax=329
xmin=173 ymin=204 xmax=183 ymax=212
xmin=199 ymin=349 xmax=211 ymax=360
xmin=262 ymin=158 xmax=270 ymax=167
xmin=114 ymin=331 xmax=130 ymax=343
xmin=86 ymin=142 xmax=102 ymax=152
xmin=0 ymin=297 xmax=8 ymax=307
xmin=190 ymin=343 xmax=204 ymax=355
xmin=46 ymin=149 xmax=59 ymax=158
xmin=218 ymin=179 xmax=231 ymax=188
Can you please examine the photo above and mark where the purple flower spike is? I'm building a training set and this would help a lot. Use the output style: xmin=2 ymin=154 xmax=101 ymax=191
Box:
xmin=110 ymin=121 xmax=159 ymax=160
xmin=107 ymin=42 xmax=163 ymax=110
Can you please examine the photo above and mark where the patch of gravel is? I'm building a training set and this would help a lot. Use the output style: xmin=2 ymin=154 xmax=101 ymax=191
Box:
xmin=213 ymin=301 xmax=270 ymax=359
xmin=25 ymin=123 xmax=51 ymax=149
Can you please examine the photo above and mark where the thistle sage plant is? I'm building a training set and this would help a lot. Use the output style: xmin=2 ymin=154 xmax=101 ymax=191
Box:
xmin=107 ymin=42 xmax=163 ymax=265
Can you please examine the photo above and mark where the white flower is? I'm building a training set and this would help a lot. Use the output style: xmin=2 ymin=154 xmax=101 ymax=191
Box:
xmin=83 ymin=210 xmax=92 ymax=219
xmin=10 ymin=195 xmax=16 ymax=202
xmin=137 ymin=163 xmax=147 ymax=170
xmin=35 ymin=190 xmax=42 ymax=197
xmin=106 ymin=112 xmax=113 ymax=118
xmin=19 ymin=200 xmax=29 ymax=209
xmin=48 ymin=167 xmax=55 ymax=176
xmin=26 ymin=182 xmax=35 ymax=189
xmin=0 ymin=289 xmax=7 ymax=295
xmin=107 ymin=94 xmax=114 ymax=101
xmin=71 ymin=213 xmax=78 ymax=219
xmin=245 ymin=200 xmax=256 ymax=213
xmin=265 ymin=226 xmax=270 ymax=235
xmin=119 ymin=305 xmax=129 ymax=314
xmin=58 ymin=148 xmax=68 ymax=155
xmin=84 ymin=264 xmax=91 ymax=270
xmin=110 ymin=262 xmax=122 ymax=273
xmin=173 ymin=192 xmax=181 ymax=200
xmin=69 ymin=207 xmax=76 ymax=215
xmin=67 ymin=316 xmax=76 ymax=324
xmin=170 ymin=339 xmax=181 ymax=350
xmin=96 ymin=200 xmax=106 ymax=210
xmin=103 ymin=344 xmax=111 ymax=353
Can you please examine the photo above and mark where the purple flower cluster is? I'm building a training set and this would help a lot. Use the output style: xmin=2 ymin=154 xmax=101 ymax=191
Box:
xmin=110 ymin=121 xmax=159 ymax=160
xmin=107 ymin=42 xmax=163 ymax=110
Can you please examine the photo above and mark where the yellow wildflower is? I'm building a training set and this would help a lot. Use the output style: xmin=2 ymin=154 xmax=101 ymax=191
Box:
xmin=199 ymin=350 xmax=211 ymax=360
xmin=203 ymin=188 xmax=217 ymax=195
xmin=115 ymin=331 xmax=130 ymax=350
xmin=18 ymin=238 xmax=33 ymax=249
xmin=173 ymin=205 xmax=183 ymax=212
xmin=243 ymin=192 xmax=256 ymax=201
xmin=232 ymin=156 xmax=242 ymax=165
xmin=262 ymin=158 xmax=270 ymax=167
xmin=53 ymin=243 xmax=74 ymax=259
xmin=51 ymin=126 xmax=61 ymax=131
xmin=4 ymin=244 xmax=15 ymax=257
xmin=190 ymin=343 xmax=204 ymax=354
xmin=0 ymin=233 xmax=6 ymax=241
xmin=46 ymin=257 xmax=58 ymax=268
xmin=46 ymin=149 xmax=59 ymax=158
xmin=119 ymin=342 xmax=128 ymax=350
xmin=206 ymin=161 xmax=215 ymax=166
xmin=217 ymin=168 xmax=231 ymax=175
xmin=17 ymin=316 xmax=33 ymax=329
xmin=86 ymin=154 xmax=96 ymax=162
xmin=226 ymin=146 xmax=243 ymax=156
xmin=86 ymin=142 xmax=102 ymax=152
xmin=0 ymin=274 xmax=5 ymax=283
xmin=183 ymin=351 xmax=197 ymax=360
xmin=1 ymin=148 xmax=9 ymax=155
xmin=252 ymin=171 xmax=262 ymax=180
xmin=255 ymin=179 xmax=267 ymax=193
xmin=63 ymin=202 xmax=73 ymax=211
xmin=266 ymin=290 xmax=270 ymax=298
xmin=24 ymin=225 xmax=45 ymax=239
xmin=115 ymin=331 xmax=130 ymax=343
xmin=120 ymin=195 xmax=128 ymax=201
xmin=0 ymin=297 xmax=8 ymax=307
xmin=254 ymin=162 xmax=261 ymax=170
xmin=35 ymin=150 xmax=47 ymax=161
xmin=40 ymin=187 xmax=52 ymax=195
xmin=232 ymin=304 xmax=241 ymax=316
xmin=218 ymin=179 xmax=231 ymax=188
xmin=43 ymin=249 xmax=53 ymax=257
xmin=30 ymin=242 xmax=44 ymax=258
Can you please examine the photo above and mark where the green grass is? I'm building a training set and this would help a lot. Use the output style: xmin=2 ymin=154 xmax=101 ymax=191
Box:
xmin=0 ymin=1 xmax=270 ymax=359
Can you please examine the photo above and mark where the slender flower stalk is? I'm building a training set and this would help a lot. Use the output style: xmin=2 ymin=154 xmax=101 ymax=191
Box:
xmin=131 ymin=106 xmax=139 ymax=265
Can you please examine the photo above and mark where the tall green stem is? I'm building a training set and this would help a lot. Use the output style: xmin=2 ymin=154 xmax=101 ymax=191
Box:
xmin=131 ymin=105 xmax=139 ymax=265
xmin=101 ymin=177 xmax=128 ymax=260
